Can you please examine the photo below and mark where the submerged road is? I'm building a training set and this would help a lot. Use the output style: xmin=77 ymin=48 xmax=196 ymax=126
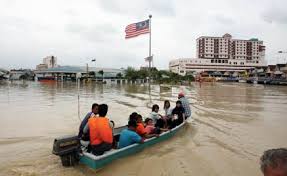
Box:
xmin=0 ymin=81 xmax=286 ymax=176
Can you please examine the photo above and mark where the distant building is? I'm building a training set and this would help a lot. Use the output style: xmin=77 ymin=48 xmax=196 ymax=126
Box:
xmin=36 ymin=55 xmax=57 ymax=70
xmin=43 ymin=56 xmax=57 ymax=68
xmin=9 ymin=69 xmax=34 ymax=80
xmin=34 ymin=66 xmax=125 ymax=81
xmin=169 ymin=33 xmax=267 ymax=75
xmin=196 ymin=33 xmax=265 ymax=61
xmin=36 ymin=64 xmax=48 ymax=70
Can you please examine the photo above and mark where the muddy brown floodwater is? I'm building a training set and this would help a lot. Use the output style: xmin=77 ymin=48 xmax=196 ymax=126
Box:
xmin=0 ymin=81 xmax=286 ymax=176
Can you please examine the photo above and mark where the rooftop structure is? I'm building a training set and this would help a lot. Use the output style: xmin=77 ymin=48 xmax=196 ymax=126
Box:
xmin=34 ymin=66 xmax=125 ymax=80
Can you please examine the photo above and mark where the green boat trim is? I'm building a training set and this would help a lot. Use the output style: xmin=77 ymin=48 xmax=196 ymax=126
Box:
xmin=79 ymin=121 xmax=187 ymax=170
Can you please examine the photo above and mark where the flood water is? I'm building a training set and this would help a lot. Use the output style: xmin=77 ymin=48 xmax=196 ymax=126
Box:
xmin=0 ymin=81 xmax=286 ymax=176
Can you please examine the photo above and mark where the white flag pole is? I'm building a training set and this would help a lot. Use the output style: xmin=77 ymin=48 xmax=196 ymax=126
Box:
xmin=149 ymin=14 xmax=152 ymax=70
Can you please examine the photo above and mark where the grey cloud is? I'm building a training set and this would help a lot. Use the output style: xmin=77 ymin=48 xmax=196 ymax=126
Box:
xmin=262 ymin=7 xmax=287 ymax=24
xmin=214 ymin=15 xmax=235 ymax=25
xmin=0 ymin=16 xmax=50 ymax=31
xmin=65 ymin=23 xmax=118 ymax=42
xmin=97 ymin=0 xmax=175 ymax=17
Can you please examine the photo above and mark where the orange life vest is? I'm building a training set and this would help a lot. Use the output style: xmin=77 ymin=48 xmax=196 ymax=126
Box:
xmin=88 ymin=117 xmax=113 ymax=145
xmin=136 ymin=123 xmax=146 ymax=136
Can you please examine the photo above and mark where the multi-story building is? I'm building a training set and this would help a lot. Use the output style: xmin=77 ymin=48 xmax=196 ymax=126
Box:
xmin=170 ymin=33 xmax=267 ymax=75
xmin=36 ymin=55 xmax=57 ymax=70
xmin=43 ymin=56 xmax=57 ymax=68
xmin=196 ymin=33 xmax=265 ymax=61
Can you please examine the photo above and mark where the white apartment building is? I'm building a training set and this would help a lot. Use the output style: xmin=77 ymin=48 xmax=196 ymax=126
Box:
xmin=170 ymin=34 xmax=266 ymax=75
xmin=43 ymin=56 xmax=57 ymax=68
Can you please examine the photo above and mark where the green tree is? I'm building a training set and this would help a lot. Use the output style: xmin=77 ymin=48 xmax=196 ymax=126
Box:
xmin=124 ymin=67 xmax=139 ymax=80
xmin=116 ymin=72 xmax=122 ymax=78
xmin=98 ymin=70 xmax=104 ymax=80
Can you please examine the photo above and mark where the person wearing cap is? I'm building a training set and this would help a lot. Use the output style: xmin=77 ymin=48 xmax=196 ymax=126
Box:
xmin=118 ymin=120 xmax=144 ymax=149
xmin=178 ymin=92 xmax=191 ymax=119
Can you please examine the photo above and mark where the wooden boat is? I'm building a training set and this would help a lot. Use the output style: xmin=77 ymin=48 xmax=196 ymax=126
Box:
xmin=53 ymin=121 xmax=187 ymax=170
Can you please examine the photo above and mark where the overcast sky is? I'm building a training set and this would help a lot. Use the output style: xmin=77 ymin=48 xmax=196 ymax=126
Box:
xmin=0 ymin=0 xmax=287 ymax=69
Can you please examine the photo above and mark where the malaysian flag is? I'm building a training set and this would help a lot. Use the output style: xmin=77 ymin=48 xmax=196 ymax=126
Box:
xmin=125 ymin=19 xmax=150 ymax=39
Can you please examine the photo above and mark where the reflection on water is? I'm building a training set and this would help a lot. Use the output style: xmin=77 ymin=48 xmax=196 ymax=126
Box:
xmin=0 ymin=81 xmax=287 ymax=176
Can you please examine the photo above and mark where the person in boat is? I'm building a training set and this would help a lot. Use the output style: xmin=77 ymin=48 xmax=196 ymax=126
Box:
xmin=129 ymin=112 xmax=138 ymax=121
xmin=136 ymin=115 xmax=159 ymax=138
xmin=87 ymin=104 xmax=113 ymax=155
xmin=178 ymin=92 xmax=191 ymax=119
xmin=118 ymin=120 xmax=144 ymax=149
xmin=144 ymin=118 xmax=156 ymax=134
xmin=163 ymin=100 xmax=173 ymax=118
xmin=260 ymin=148 xmax=287 ymax=176
xmin=144 ymin=118 xmax=168 ymax=134
xmin=78 ymin=103 xmax=99 ymax=141
xmin=171 ymin=101 xmax=185 ymax=127
xmin=163 ymin=100 xmax=173 ymax=128
xmin=150 ymin=104 xmax=165 ymax=128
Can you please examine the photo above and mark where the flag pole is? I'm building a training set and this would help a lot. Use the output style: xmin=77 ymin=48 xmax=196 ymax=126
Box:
xmin=149 ymin=14 xmax=152 ymax=70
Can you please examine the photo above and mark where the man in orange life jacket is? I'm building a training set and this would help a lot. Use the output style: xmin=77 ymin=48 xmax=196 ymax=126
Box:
xmin=87 ymin=104 xmax=113 ymax=155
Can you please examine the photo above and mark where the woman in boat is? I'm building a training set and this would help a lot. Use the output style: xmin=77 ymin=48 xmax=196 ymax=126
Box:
xmin=163 ymin=100 xmax=173 ymax=118
xmin=171 ymin=101 xmax=185 ymax=127
xmin=118 ymin=120 xmax=144 ymax=149
xmin=150 ymin=104 xmax=165 ymax=128
xmin=163 ymin=100 xmax=173 ymax=128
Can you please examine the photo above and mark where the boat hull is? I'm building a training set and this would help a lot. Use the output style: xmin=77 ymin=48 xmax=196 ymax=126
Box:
xmin=79 ymin=121 xmax=186 ymax=170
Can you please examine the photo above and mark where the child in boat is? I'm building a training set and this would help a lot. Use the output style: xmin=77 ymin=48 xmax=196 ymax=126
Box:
xmin=145 ymin=118 xmax=157 ymax=134
xmin=145 ymin=118 xmax=169 ymax=135
xmin=150 ymin=104 xmax=165 ymax=128
xmin=118 ymin=120 xmax=144 ymax=149
xmin=136 ymin=115 xmax=159 ymax=138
